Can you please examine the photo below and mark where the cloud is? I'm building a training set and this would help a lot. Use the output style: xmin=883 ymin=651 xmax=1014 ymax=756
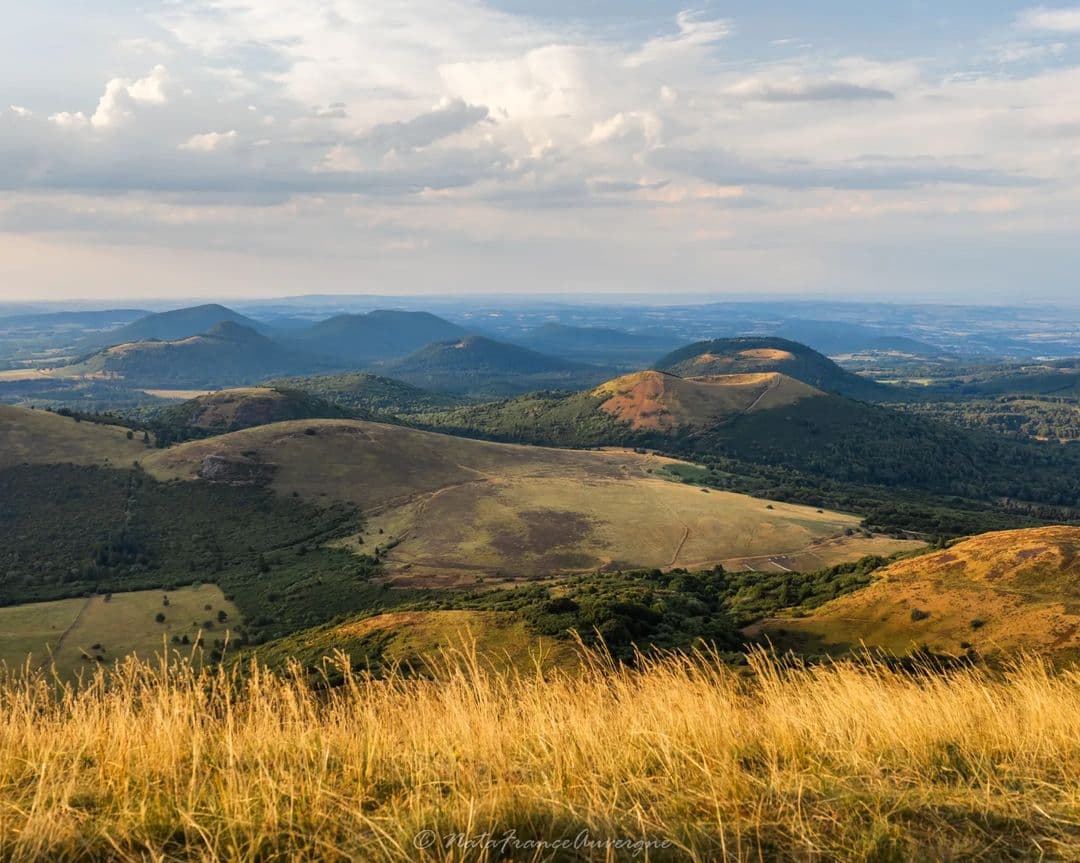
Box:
xmin=360 ymin=98 xmax=489 ymax=152
xmin=1018 ymin=6 xmax=1080 ymax=32
xmin=49 ymin=65 xmax=170 ymax=130
xmin=179 ymin=130 xmax=238 ymax=152
xmin=625 ymin=11 xmax=730 ymax=67
xmin=651 ymin=148 xmax=1038 ymax=191
xmin=727 ymin=79 xmax=895 ymax=102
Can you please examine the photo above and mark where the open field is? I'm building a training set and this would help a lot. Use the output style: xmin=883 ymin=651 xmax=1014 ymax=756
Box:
xmin=143 ymin=419 xmax=865 ymax=583
xmin=750 ymin=526 xmax=1080 ymax=659
xmin=140 ymin=388 xmax=215 ymax=400
xmin=6 ymin=649 xmax=1080 ymax=859
xmin=0 ymin=404 xmax=146 ymax=467
xmin=0 ymin=585 xmax=240 ymax=677
xmin=720 ymin=533 xmax=926 ymax=573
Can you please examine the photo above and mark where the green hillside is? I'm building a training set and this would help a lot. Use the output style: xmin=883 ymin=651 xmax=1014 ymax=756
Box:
xmin=264 ymin=372 xmax=465 ymax=414
xmin=62 ymin=322 xmax=326 ymax=387
xmin=655 ymin=336 xmax=887 ymax=401
xmin=155 ymin=386 xmax=357 ymax=434
xmin=381 ymin=335 xmax=610 ymax=396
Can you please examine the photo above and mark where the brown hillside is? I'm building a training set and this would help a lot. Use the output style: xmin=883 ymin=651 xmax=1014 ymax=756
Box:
xmin=749 ymin=527 xmax=1080 ymax=659
xmin=141 ymin=419 xmax=886 ymax=584
xmin=591 ymin=370 xmax=822 ymax=431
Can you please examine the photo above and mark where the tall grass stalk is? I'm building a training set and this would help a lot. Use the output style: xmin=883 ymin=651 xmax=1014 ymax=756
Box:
xmin=3 ymin=645 xmax=1080 ymax=860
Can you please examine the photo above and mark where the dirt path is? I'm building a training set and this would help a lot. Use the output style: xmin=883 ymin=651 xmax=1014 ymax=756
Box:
xmin=668 ymin=526 xmax=691 ymax=567
xmin=742 ymin=374 xmax=779 ymax=414
xmin=37 ymin=596 xmax=92 ymax=671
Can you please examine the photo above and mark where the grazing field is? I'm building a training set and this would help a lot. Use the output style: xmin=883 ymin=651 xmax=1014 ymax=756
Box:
xmin=143 ymin=419 xmax=865 ymax=583
xmin=0 ymin=403 xmax=145 ymax=467
xmin=750 ymin=526 xmax=1080 ymax=659
xmin=0 ymin=585 xmax=240 ymax=677
xmin=4 ymin=649 xmax=1080 ymax=860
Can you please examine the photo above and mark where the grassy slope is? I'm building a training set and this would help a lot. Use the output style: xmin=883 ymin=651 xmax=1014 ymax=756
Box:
xmin=0 ymin=404 xmax=146 ymax=467
xmin=143 ymin=419 xmax=870 ymax=582
xmin=0 ymin=584 xmax=239 ymax=677
xmin=253 ymin=610 xmax=581 ymax=677
xmin=750 ymin=526 xmax=1080 ymax=659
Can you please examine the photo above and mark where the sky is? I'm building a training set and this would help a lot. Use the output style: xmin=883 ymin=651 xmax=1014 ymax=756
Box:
xmin=1 ymin=1 xmax=1079 ymax=302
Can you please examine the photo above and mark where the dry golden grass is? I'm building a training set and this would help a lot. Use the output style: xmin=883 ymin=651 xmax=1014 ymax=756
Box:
xmin=4 ymin=646 xmax=1080 ymax=860
xmin=752 ymin=526 xmax=1080 ymax=659
xmin=0 ymin=404 xmax=146 ymax=468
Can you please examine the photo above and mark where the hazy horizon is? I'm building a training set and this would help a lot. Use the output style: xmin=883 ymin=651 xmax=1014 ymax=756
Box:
xmin=3 ymin=1 xmax=1080 ymax=302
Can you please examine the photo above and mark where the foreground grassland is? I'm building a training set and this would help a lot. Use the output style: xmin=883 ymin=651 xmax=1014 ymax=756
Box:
xmin=4 ymin=650 xmax=1080 ymax=860
xmin=0 ymin=585 xmax=239 ymax=677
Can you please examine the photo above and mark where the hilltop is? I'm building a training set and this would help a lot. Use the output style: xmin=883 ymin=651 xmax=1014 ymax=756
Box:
xmin=591 ymin=370 xmax=823 ymax=431
xmin=141 ymin=418 xmax=890 ymax=584
xmin=288 ymin=310 xmax=467 ymax=365
xmin=61 ymin=322 xmax=325 ymax=387
xmin=155 ymin=387 xmax=356 ymax=434
xmin=655 ymin=336 xmax=888 ymax=401
xmin=80 ymin=304 xmax=266 ymax=349
xmin=381 ymin=335 xmax=609 ymax=396
xmin=750 ymin=526 xmax=1080 ymax=659
xmin=264 ymin=372 xmax=465 ymax=414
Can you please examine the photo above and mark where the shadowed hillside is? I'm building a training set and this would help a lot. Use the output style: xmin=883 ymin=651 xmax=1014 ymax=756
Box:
xmin=62 ymin=322 xmax=326 ymax=387
xmin=288 ymin=310 xmax=467 ymax=365
xmin=155 ymin=386 xmax=357 ymax=433
xmin=80 ymin=304 xmax=266 ymax=349
xmin=381 ymin=335 xmax=610 ymax=396
xmin=655 ymin=336 xmax=887 ymax=401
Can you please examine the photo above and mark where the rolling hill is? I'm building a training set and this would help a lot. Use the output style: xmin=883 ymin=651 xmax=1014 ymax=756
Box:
xmin=655 ymin=336 xmax=888 ymax=401
xmin=381 ymin=335 xmax=609 ymax=396
xmin=61 ymin=322 xmax=326 ymax=387
xmin=288 ymin=310 xmax=467 ymax=365
xmin=749 ymin=526 xmax=1080 ymax=660
xmin=155 ymin=387 xmax=357 ymax=434
xmin=264 ymin=372 xmax=465 ymax=414
xmin=80 ymin=304 xmax=266 ymax=349
xmin=418 ymin=369 xmax=1080 ymax=527
xmin=0 ymin=403 xmax=146 ymax=467
xmin=140 ymin=418 xmax=900 ymax=584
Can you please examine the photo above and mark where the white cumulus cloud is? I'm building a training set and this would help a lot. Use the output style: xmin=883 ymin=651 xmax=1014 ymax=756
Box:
xmin=179 ymin=130 xmax=238 ymax=152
